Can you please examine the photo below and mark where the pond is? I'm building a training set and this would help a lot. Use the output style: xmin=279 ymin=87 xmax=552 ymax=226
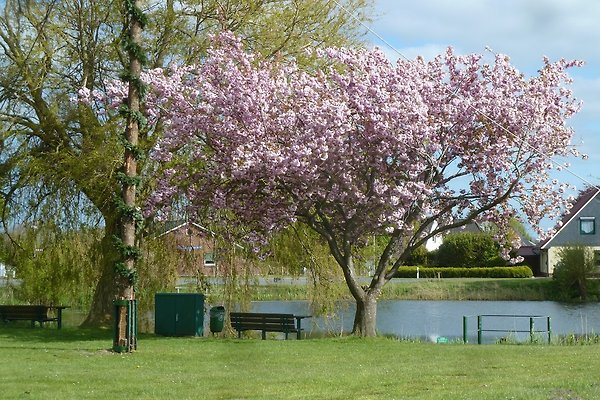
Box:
xmin=250 ymin=300 xmax=600 ymax=342
xmin=60 ymin=299 xmax=600 ymax=342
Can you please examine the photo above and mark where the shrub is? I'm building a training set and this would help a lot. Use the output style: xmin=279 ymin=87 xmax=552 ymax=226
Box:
xmin=394 ymin=265 xmax=533 ymax=279
xmin=553 ymin=246 xmax=597 ymax=300
xmin=405 ymin=245 xmax=430 ymax=266
xmin=436 ymin=232 xmax=505 ymax=267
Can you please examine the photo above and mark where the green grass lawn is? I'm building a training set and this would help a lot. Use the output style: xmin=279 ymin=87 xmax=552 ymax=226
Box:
xmin=1 ymin=327 xmax=599 ymax=399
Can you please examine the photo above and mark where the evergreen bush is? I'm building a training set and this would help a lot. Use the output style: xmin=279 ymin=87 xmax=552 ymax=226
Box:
xmin=395 ymin=265 xmax=533 ymax=278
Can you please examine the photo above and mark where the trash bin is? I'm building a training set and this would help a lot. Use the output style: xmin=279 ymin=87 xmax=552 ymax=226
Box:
xmin=209 ymin=306 xmax=225 ymax=333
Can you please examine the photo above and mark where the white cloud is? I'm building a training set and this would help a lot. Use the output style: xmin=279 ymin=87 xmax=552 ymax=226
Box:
xmin=369 ymin=0 xmax=600 ymax=72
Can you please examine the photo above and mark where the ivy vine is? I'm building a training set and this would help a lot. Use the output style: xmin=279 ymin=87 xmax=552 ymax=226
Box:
xmin=114 ymin=195 xmax=144 ymax=233
xmin=116 ymin=171 xmax=142 ymax=188
xmin=114 ymin=0 xmax=148 ymax=289
xmin=115 ymin=261 xmax=139 ymax=286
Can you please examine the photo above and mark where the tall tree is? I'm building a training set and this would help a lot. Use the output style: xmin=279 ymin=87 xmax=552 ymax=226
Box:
xmin=0 ymin=0 xmax=372 ymax=326
xmin=143 ymin=35 xmax=584 ymax=336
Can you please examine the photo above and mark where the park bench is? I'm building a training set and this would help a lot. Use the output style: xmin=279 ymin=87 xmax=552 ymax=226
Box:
xmin=0 ymin=305 xmax=69 ymax=329
xmin=229 ymin=312 xmax=311 ymax=340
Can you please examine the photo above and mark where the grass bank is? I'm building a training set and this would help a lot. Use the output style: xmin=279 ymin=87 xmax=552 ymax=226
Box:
xmin=0 ymin=277 xmax=585 ymax=304
xmin=1 ymin=327 xmax=600 ymax=399
xmin=380 ymin=278 xmax=557 ymax=301
xmin=249 ymin=278 xmax=557 ymax=301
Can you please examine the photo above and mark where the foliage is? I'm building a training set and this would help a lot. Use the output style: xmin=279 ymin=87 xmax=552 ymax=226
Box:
xmin=557 ymin=333 xmax=600 ymax=346
xmin=3 ymin=226 xmax=102 ymax=307
xmin=436 ymin=232 xmax=505 ymax=267
xmin=134 ymin=236 xmax=180 ymax=330
xmin=395 ymin=265 xmax=533 ymax=279
xmin=141 ymin=32 xmax=583 ymax=335
xmin=213 ymin=236 xmax=262 ymax=335
xmin=0 ymin=226 xmax=179 ymax=313
xmin=0 ymin=0 xmax=372 ymax=326
xmin=266 ymin=224 xmax=329 ymax=276
xmin=265 ymin=224 xmax=347 ymax=329
xmin=404 ymin=244 xmax=431 ymax=266
xmin=552 ymin=246 xmax=597 ymax=300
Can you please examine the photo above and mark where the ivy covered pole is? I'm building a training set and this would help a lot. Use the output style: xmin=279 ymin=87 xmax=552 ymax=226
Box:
xmin=113 ymin=0 xmax=147 ymax=353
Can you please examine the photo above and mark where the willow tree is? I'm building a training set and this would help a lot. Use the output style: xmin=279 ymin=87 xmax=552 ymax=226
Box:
xmin=0 ymin=0 xmax=372 ymax=326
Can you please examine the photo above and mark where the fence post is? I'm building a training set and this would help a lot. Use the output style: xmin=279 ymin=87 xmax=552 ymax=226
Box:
xmin=477 ymin=315 xmax=482 ymax=345
xmin=529 ymin=317 xmax=534 ymax=342
xmin=547 ymin=316 xmax=552 ymax=344
xmin=463 ymin=316 xmax=468 ymax=344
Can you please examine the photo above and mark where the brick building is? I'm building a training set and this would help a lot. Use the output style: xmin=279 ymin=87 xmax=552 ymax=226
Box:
xmin=158 ymin=221 xmax=217 ymax=277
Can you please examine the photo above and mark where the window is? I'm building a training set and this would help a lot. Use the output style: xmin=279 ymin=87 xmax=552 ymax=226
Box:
xmin=204 ymin=252 xmax=215 ymax=267
xmin=579 ymin=217 xmax=596 ymax=235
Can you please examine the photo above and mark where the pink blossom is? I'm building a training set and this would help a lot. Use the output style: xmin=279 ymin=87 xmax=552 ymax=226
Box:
xmin=109 ymin=32 xmax=583 ymax=269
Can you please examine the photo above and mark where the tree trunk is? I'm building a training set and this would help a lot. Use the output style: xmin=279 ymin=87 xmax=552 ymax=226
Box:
xmin=352 ymin=293 xmax=378 ymax=337
xmin=577 ymin=278 xmax=588 ymax=300
xmin=80 ymin=219 xmax=120 ymax=327
xmin=324 ymin=240 xmax=382 ymax=337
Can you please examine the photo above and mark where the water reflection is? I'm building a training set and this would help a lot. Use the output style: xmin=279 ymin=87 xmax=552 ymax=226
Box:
xmin=252 ymin=300 xmax=600 ymax=342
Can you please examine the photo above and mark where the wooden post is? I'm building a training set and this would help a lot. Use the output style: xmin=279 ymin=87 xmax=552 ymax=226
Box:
xmin=113 ymin=0 xmax=144 ymax=353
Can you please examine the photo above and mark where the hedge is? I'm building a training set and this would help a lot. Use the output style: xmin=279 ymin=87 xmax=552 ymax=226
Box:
xmin=394 ymin=266 xmax=533 ymax=279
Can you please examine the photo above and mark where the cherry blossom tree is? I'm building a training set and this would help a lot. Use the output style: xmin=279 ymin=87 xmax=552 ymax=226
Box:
xmin=138 ymin=33 xmax=583 ymax=336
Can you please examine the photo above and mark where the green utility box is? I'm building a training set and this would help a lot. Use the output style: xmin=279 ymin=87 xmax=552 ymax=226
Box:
xmin=155 ymin=293 xmax=204 ymax=337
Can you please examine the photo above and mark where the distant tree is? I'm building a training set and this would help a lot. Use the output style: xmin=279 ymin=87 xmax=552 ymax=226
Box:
xmin=4 ymin=225 xmax=102 ymax=306
xmin=436 ymin=232 xmax=504 ymax=267
xmin=553 ymin=246 xmax=597 ymax=300
xmin=508 ymin=218 xmax=533 ymax=243
xmin=404 ymin=245 xmax=430 ymax=266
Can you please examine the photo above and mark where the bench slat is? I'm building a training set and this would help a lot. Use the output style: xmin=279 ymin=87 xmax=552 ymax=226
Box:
xmin=232 ymin=323 xmax=296 ymax=331
xmin=231 ymin=317 xmax=296 ymax=324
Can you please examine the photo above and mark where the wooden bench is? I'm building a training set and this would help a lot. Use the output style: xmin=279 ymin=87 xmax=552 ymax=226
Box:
xmin=230 ymin=312 xmax=311 ymax=340
xmin=0 ymin=305 xmax=68 ymax=329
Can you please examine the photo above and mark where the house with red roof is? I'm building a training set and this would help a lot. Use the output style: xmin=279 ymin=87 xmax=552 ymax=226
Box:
xmin=539 ymin=187 xmax=600 ymax=276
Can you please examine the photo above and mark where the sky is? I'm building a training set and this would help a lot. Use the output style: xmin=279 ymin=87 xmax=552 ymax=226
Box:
xmin=364 ymin=0 xmax=600 ymax=196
